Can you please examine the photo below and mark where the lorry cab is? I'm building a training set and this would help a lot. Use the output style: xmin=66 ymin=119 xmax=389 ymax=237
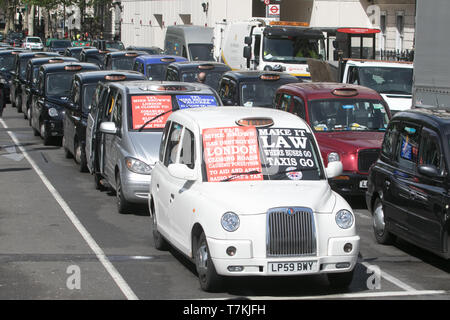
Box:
xmin=273 ymin=82 xmax=391 ymax=196
xmin=23 ymin=56 xmax=78 ymax=121
xmin=85 ymin=81 xmax=222 ymax=214
xmin=218 ymin=70 xmax=299 ymax=107
xmin=31 ymin=62 xmax=100 ymax=145
xmin=10 ymin=51 xmax=60 ymax=113
xmin=64 ymin=70 xmax=146 ymax=172
xmin=103 ymin=50 xmax=147 ymax=71
xmin=165 ymin=61 xmax=231 ymax=90
xmin=132 ymin=55 xmax=187 ymax=80
xmin=220 ymin=20 xmax=325 ymax=81
xmin=164 ymin=25 xmax=215 ymax=61
xmin=341 ymin=59 xmax=413 ymax=114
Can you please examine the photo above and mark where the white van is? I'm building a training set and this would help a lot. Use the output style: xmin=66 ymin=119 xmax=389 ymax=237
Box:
xmin=164 ymin=25 xmax=214 ymax=62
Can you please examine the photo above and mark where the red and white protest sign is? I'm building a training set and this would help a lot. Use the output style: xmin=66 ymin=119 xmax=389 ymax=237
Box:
xmin=131 ymin=95 xmax=172 ymax=129
xmin=202 ymin=126 xmax=263 ymax=182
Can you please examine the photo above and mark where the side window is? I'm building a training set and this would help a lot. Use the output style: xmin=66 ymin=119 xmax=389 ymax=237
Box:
xmin=419 ymin=128 xmax=443 ymax=173
xmin=381 ymin=121 xmax=399 ymax=159
xmin=273 ymin=93 xmax=282 ymax=109
xmin=291 ymin=96 xmax=306 ymax=120
xmin=182 ymin=46 xmax=188 ymax=59
xmin=112 ymin=93 xmax=122 ymax=130
xmin=159 ymin=121 xmax=172 ymax=162
xmin=133 ymin=61 xmax=139 ymax=72
xmin=38 ymin=71 xmax=45 ymax=94
xmin=218 ymin=79 xmax=229 ymax=101
xmin=166 ymin=68 xmax=178 ymax=81
xmin=103 ymin=88 xmax=116 ymax=121
xmin=229 ymin=80 xmax=237 ymax=102
xmin=279 ymin=93 xmax=292 ymax=111
xmin=394 ymin=123 xmax=420 ymax=172
xmin=71 ymin=81 xmax=81 ymax=106
xmin=348 ymin=66 xmax=359 ymax=84
xmin=179 ymin=128 xmax=196 ymax=169
xmin=139 ymin=63 xmax=145 ymax=75
xmin=163 ymin=122 xmax=184 ymax=167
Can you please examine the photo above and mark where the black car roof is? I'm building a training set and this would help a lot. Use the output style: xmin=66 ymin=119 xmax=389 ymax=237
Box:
xmin=74 ymin=70 xmax=146 ymax=83
xmin=28 ymin=56 xmax=78 ymax=66
xmin=66 ymin=46 xmax=94 ymax=52
xmin=0 ymin=49 xmax=27 ymax=55
xmin=168 ymin=61 xmax=231 ymax=72
xmin=105 ymin=50 xmax=148 ymax=58
xmin=39 ymin=61 xmax=100 ymax=73
xmin=392 ymin=108 xmax=450 ymax=131
xmin=221 ymin=70 xmax=299 ymax=81
xmin=17 ymin=51 xmax=60 ymax=60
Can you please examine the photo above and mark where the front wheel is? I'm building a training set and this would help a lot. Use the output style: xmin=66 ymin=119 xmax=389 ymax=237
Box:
xmin=327 ymin=270 xmax=354 ymax=289
xmin=116 ymin=173 xmax=133 ymax=214
xmin=40 ymin=122 xmax=51 ymax=145
xmin=372 ymin=197 xmax=396 ymax=245
xmin=195 ymin=232 xmax=222 ymax=292
xmin=16 ymin=95 xmax=22 ymax=113
xmin=151 ymin=210 xmax=169 ymax=251
xmin=75 ymin=142 xmax=88 ymax=172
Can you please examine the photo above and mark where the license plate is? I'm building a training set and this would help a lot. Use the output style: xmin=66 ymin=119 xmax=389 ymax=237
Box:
xmin=268 ymin=261 xmax=318 ymax=274
xmin=359 ymin=180 xmax=368 ymax=188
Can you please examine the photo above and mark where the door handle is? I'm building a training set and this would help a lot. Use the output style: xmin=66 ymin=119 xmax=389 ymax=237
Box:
xmin=384 ymin=180 xmax=391 ymax=189
xmin=169 ymin=193 xmax=175 ymax=203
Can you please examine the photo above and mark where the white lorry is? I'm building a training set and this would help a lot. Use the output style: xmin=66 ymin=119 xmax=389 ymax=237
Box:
xmin=341 ymin=59 xmax=413 ymax=113
xmin=217 ymin=19 xmax=326 ymax=81
xmin=413 ymin=0 xmax=450 ymax=108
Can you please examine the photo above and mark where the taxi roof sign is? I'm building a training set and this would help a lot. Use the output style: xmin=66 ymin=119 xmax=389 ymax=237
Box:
xmin=332 ymin=88 xmax=359 ymax=97
xmin=236 ymin=117 xmax=274 ymax=128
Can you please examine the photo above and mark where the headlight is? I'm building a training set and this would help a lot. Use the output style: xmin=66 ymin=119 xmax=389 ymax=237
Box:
xmin=48 ymin=107 xmax=59 ymax=117
xmin=328 ymin=152 xmax=340 ymax=162
xmin=221 ymin=212 xmax=240 ymax=232
xmin=335 ymin=209 xmax=354 ymax=229
xmin=125 ymin=157 xmax=152 ymax=175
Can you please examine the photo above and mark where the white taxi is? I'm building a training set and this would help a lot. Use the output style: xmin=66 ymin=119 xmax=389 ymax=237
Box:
xmin=149 ymin=107 xmax=360 ymax=292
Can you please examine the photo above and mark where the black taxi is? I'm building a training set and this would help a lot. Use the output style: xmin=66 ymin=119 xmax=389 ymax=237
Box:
xmin=165 ymin=61 xmax=231 ymax=90
xmin=30 ymin=62 xmax=100 ymax=145
xmin=79 ymin=47 xmax=117 ymax=69
xmin=217 ymin=70 xmax=299 ymax=107
xmin=103 ymin=50 xmax=147 ymax=71
xmin=63 ymin=70 xmax=146 ymax=171
xmin=0 ymin=49 xmax=26 ymax=109
xmin=366 ymin=107 xmax=450 ymax=259
xmin=10 ymin=51 xmax=61 ymax=113
xmin=64 ymin=46 xmax=94 ymax=60
xmin=23 ymin=56 xmax=78 ymax=121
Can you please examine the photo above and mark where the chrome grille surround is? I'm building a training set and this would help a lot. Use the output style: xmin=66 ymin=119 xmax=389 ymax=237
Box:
xmin=266 ymin=207 xmax=317 ymax=257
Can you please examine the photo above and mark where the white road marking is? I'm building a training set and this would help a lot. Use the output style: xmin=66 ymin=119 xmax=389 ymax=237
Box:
xmin=1 ymin=145 xmax=24 ymax=161
xmin=0 ymin=119 xmax=138 ymax=300
xmin=199 ymin=290 xmax=447 ymax=300
xmin=361 ymin=261 xmax=417 ymax=292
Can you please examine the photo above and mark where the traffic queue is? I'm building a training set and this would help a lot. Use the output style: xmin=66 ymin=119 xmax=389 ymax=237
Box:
xmin=0 ymin=28 xmax=447 ymax=293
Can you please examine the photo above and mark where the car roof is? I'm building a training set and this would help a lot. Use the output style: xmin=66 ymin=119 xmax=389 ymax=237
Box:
xmin=277 ymin=82 xmax=384 ymax=100
xmin=74 ymin=70 xmax=146 ymax=83
xmin=222 ymin=70 xmax=299 ymax=81
xmin=105 ymin=80 xmax=219 ymax=95
xmin=28 ymin=56 xmax=78 ymax=66
xmin=0 ymin=49 xmax=26 ymax=55
xmin=17 ymin=51 xmax=60 ymax=59
xmin=67 ymin=46 xmax=94 ymax=51
xmin=40 ymin=61 xmax=100 ymax=72
xmin=168 ymin=61 xmax=231 ymax=71
xmin=345 ymin=59 xmax=413 ymax=68
xmin=106 ymin=50 xmax=148 ymax=57
xmin=169 ymin=106 xmax=311 ymax=132
xmin=135 ymin=55 xmax=187 ymax=64
xmin=392 ymin=108 xmax=450 ymax=130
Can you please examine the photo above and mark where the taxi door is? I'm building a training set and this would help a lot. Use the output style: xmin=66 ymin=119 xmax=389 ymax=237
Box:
xmin=102 ymin=88 xmax=118 ymax=180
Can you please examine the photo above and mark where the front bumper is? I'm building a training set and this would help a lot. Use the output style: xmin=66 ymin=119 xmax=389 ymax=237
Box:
xmin=121 ymin=169 xmax=151 ymax=203
xmin=329 ymin=172 xmax=369 ymax=196
xmin=208 ymin=235 xmax=360 ymax=276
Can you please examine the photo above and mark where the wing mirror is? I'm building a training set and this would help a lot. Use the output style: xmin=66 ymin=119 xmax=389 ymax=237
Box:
xmin=168 ymin=163 xmax=197 ymax=181
xmin=99 ymin=121 xmax=117 ymax=135
xmin=418 ymin=164 xmax=441 ymax=178
xmin=325 ymin=160 xmax=343 ymax=179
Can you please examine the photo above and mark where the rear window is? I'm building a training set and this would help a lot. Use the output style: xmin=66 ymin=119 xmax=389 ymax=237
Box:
xmin=111 ymin=57 xmax=134 ymax=70
xmin=46 ymin=72 xmax=75 ymax=96
xmin=51 ymin=40 xmax=72 ymax=48
xmin=128 ymin=93 xmax=218 ymax=131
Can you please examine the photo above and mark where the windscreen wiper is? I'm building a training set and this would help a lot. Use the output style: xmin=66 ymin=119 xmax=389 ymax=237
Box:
xmin=138 ymin=109 xmax=173 ymax=132
xmin=220 ymin=170 xmax=262 ymax=182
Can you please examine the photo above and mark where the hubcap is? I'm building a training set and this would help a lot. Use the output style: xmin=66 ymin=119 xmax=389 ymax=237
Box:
xmin=373 ymin=202 xmax=386 ymax=236
xmin=40 ymin=123 xmax=46 ymax=138
xmin=75 ymin=145 xmax=81 ymax=163
xmin=196 ymin=243 xmax=208 ymax=273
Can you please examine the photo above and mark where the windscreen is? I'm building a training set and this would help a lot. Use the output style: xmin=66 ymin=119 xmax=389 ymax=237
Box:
xmin=308 ymin=99 xmax=389 ymax=132
xmin=202 ymin=126 xmax=323 ymax=182
xmin=111 ymin=57 xmax=134 ymax=70
xmin=0 ymin=55 xmax=15 ymax=71
xmin=181 ymin=71 xmax=224 ymax=90
xmin=357 ymin=67 xmax=413 ymax=95
xmin=263 ymin=36 xmax=324 ymax=63
xmin=240 ymin=79 xmax=294 ymax=108
xmin=27 ymin=38 xmax=41 ymax=43
xmin=46 ymin=72 xmax=74 ymax=96
xmin=19 ymin=59 xmax=28 ymax=79
xmin=188 ymin=44 xmax=214 ymax=61
xmin=146 ymin=64 xmax=168 ymax=80
xmin=51 ymin=41 xmax=72 ymax=48
xmin=129 ymin=94 xmax=218 ymax=131
xmin=106 ymin=42 xmax=125 ymax=50
xmin=82 ymin=84 xmax=97 ymax=112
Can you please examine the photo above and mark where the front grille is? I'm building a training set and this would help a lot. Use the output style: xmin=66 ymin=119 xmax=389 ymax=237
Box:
xmin=266 ymin=207 xmax=316 ymax=257
xmin=358 ymin=148 xmax=380 ymax=173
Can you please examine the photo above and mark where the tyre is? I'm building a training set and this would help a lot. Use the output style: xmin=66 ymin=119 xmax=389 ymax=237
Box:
xmin=151 ymin=209 xmax=169 ymax=251
xmin=372 ymin=197 xmax=396 ymax=245
xmin=327 ymin=270 xmax=354 ymax=289
xmin=16 ymin=95 xmax=22 ymax=113
xmin=194 ymin=232 xmax=222 ymax=292
xmin=74 ymin=141 xmax=88 ymax=172
xmin=40 ymin=122 xmax=51 ymax=145
xmin=116 ymin=173 xmax=133 ymax=214
xmin=62 ymin=136 xmax=73 ymax=159
xmin=94 ymin=173 xmax=106 ymax=191
xmin=0 ymin=88 xmax=5 ymax=111
xmin=28 ymin=108 xmax=32 ymax=126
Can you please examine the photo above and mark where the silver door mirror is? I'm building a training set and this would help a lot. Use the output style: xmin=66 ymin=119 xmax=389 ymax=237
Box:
xmin=99 ymin=121 xmax=117 ymax=134
xmin=168 ymin=163 xmax=197 ymax=181
xmin=326 ymin=160 xmax=343 ymax=179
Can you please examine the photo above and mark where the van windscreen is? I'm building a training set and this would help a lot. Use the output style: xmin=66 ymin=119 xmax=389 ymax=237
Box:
xmin=188 ymin=44 xmax=214 ymax=61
